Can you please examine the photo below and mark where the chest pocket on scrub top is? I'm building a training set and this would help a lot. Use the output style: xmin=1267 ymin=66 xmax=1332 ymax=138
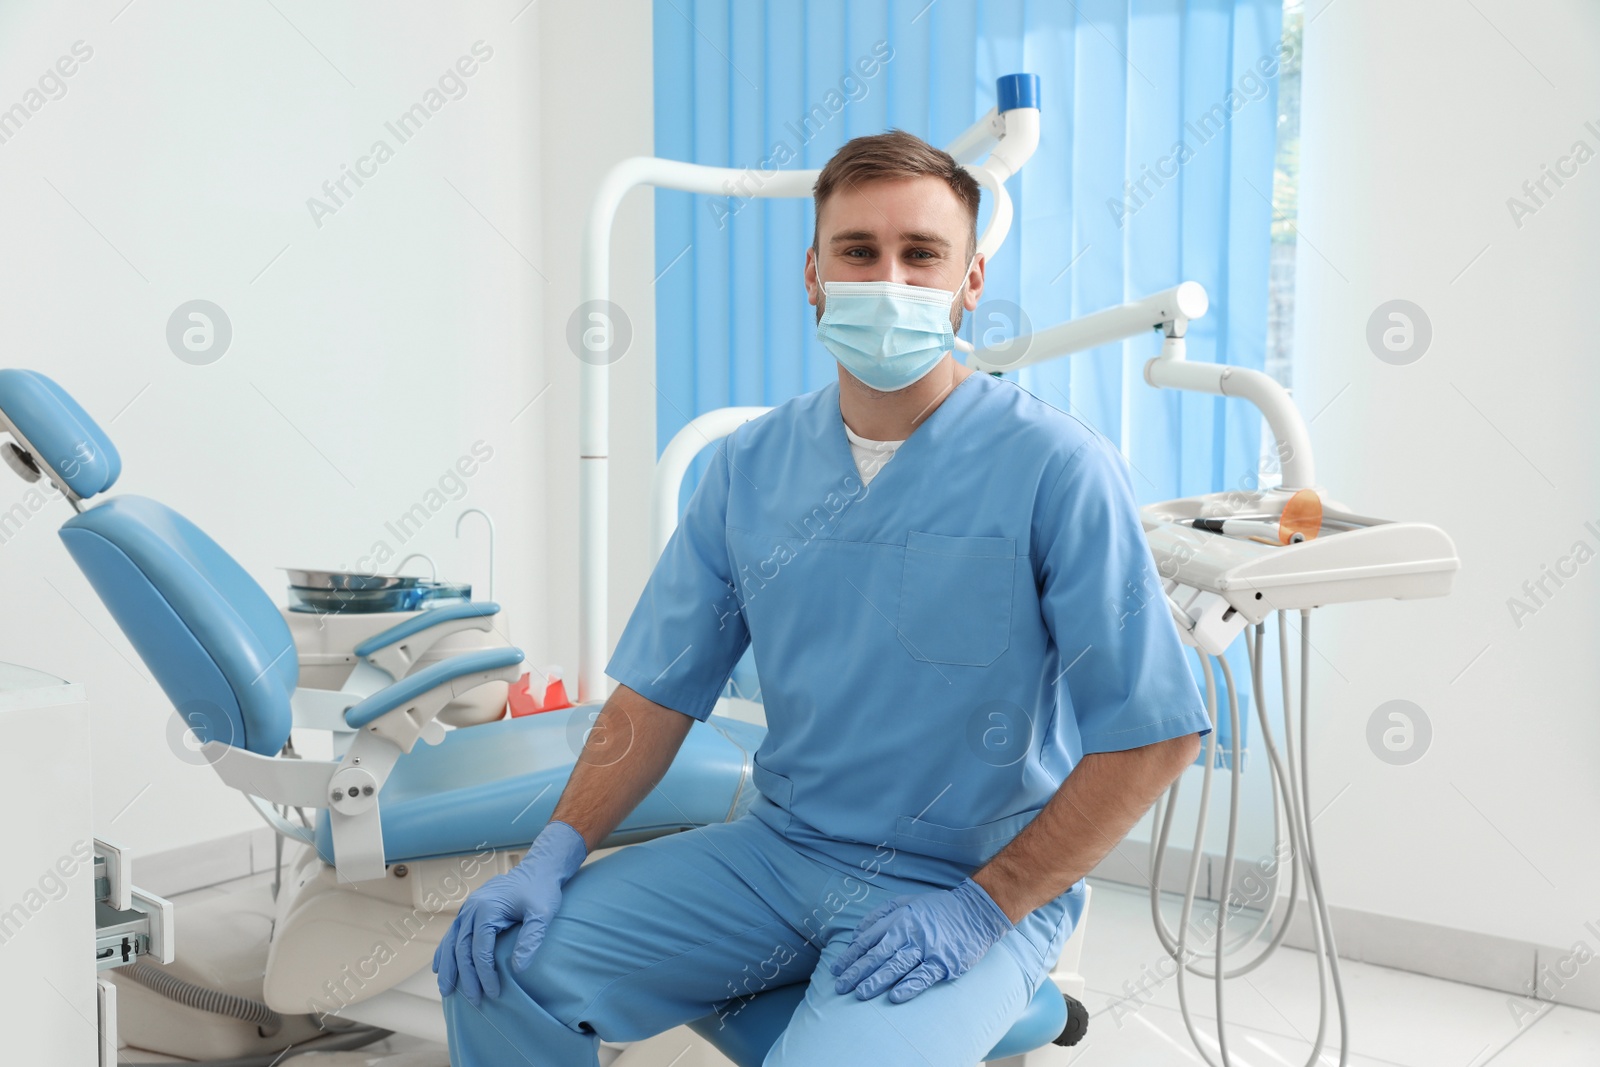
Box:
xmin=896 ymin=531 xmax=1016 ymax=667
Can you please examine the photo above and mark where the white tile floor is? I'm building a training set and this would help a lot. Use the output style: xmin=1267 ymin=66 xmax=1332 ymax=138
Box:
xmin=130 ymin=873 xmax=1599 ymax=1065
xmin=1065 ymin=881 xmax=1600 ymax=1067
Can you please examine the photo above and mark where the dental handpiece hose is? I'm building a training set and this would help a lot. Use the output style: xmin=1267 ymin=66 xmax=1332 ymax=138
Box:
xmin=1187 ymin=517 xmax=1307 ymax=544
xmin=1150 ymin=610 xmax=1349 ymax=1067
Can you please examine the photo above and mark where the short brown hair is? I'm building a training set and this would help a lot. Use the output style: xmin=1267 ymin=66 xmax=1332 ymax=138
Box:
xmin=812 ymin=130 xmax=980 ymax=256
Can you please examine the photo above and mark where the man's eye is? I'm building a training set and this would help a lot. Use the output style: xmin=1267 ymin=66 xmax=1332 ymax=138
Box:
xmin=908 ymin=249 xmax=935 ymax=260
xmin=845 ymin=248 xmax=873 ymax=258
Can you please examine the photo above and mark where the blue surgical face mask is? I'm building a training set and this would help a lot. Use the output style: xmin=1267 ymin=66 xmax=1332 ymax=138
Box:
xmin=815 ymin=257 xmax=974 ymax=392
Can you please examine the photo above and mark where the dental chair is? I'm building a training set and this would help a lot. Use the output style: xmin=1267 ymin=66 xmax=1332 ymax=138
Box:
xmin=1 ymin=367 xmax=1089 ymax=1065
xmin=0 ymin=369 xmax=754 ymax=1055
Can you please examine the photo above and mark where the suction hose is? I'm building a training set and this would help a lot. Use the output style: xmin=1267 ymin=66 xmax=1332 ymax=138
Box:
xmin=121 ymin=962 xmax=283 ymax=1035
xmin=117 ymin=1025 xmax=392 ymax=1067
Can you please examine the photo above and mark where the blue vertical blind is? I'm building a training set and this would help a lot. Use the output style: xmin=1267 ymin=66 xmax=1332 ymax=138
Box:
xmin=652 ymin=0 xmax=1284 ymax=505
xmin=652 ymin=0 xmax=1287 ymax=723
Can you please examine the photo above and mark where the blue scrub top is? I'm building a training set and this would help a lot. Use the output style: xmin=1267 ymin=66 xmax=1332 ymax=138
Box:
xmin=607 ymin=372 xmax=1210 ymax=883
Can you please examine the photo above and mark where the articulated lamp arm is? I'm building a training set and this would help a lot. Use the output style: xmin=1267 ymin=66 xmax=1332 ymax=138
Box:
xmin=966 ymin=282 xmax=1316 ymax=491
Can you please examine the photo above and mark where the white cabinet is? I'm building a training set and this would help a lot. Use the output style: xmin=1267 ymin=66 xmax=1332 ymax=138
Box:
xmin=0 ymin=663 xmax=96 ymax=1065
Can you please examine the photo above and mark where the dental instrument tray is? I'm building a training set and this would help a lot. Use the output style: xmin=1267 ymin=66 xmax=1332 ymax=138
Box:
xmin=1142 ymin=488 xmax=1459 ymax=626
xmin=282 ymin=568 xmax=471 ymax=613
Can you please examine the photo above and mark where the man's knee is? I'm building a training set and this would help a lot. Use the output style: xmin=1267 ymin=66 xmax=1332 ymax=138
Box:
xmin=442 ymin=939 xmax=604 ymax=1067
xmin=495 ymin=919 xmax=581 ymax=1017
xmin=438 ymin=929 xmax=562 ymax=1011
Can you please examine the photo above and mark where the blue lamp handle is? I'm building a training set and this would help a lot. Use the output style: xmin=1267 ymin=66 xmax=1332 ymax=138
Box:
xmin=997 ymin=73 xmax=1040 ymax=113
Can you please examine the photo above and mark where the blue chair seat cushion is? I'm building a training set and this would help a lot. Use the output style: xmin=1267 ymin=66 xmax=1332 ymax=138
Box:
xmin=314 ymin=708 xmax=761 ymax=865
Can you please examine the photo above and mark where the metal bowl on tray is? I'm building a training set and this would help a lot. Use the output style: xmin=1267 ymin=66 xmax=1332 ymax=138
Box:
xmin=281 ymin=568 xmax=426 ymax=592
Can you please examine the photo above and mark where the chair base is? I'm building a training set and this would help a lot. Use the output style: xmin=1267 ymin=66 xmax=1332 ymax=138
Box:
xmin=263 ymin=840 xmax=532 ymax=1014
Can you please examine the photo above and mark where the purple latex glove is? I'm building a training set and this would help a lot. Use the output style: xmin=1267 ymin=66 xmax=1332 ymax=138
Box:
xmin=433 ymin=820 xmax=588 ymax=1005
xmin=831 ymin=877 xmax=1014 ymax=1004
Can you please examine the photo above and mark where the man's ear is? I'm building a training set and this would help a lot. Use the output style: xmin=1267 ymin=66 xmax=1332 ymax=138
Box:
xmin=963 ymin=252 xmax=986 ymax=312
xmin=805 ymin=246 xmax=821 ymax=307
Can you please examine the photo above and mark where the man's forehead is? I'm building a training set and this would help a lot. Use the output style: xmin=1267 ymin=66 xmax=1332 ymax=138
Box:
xmin=817 ymin=176 xmax=969 ymax=245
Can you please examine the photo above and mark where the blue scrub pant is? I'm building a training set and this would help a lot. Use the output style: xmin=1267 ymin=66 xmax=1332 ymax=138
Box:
xmin=442 ymin=806 xmax=1084 ymax=1066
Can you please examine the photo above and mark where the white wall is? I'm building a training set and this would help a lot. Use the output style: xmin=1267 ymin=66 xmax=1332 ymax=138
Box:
xmin=535 ymin=0 xmax=659 ymax=697
xmin=1291 ymin=0 xmax=1600 ymax=949
xmin=0 ymin=1 xmax=548 ymax=857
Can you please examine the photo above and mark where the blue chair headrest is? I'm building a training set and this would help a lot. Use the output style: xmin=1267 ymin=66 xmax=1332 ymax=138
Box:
xmin=0 ymin=369 xmax=121 ymax=501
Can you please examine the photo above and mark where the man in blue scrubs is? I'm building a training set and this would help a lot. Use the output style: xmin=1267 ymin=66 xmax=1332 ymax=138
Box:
xmin=438 ymin=130 xmax=1210 ymax=1065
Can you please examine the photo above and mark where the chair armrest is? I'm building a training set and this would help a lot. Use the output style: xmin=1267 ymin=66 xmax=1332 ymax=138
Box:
xmin=330 ymin=646 xmax=523 ymax=882
xmin=209 ymin=648 xmax=524 ymax=884
xmin=352 ymin=601 xmax=502 ymax=679
xmin=345 ymin=647 xmax=521 ymax=727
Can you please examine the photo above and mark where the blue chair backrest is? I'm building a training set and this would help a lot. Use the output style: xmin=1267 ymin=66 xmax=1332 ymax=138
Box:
xmin=60 ymin=496 xmax=298 ymax=756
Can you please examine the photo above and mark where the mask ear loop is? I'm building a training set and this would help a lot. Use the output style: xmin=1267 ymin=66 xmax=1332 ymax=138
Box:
xmin=814 ymin=249 xmax=841 ymax=329
xmin=950 ymin=251 xmax=979 ymax=354
xmin=950 ymin=250 xmax=979 ymax=305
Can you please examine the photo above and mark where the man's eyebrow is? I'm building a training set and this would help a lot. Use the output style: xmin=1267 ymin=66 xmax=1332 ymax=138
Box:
xmin=900 ymin=231 xmax=952 ymax=250
xmin=827 ymin=229 xmax=953 ymax=250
